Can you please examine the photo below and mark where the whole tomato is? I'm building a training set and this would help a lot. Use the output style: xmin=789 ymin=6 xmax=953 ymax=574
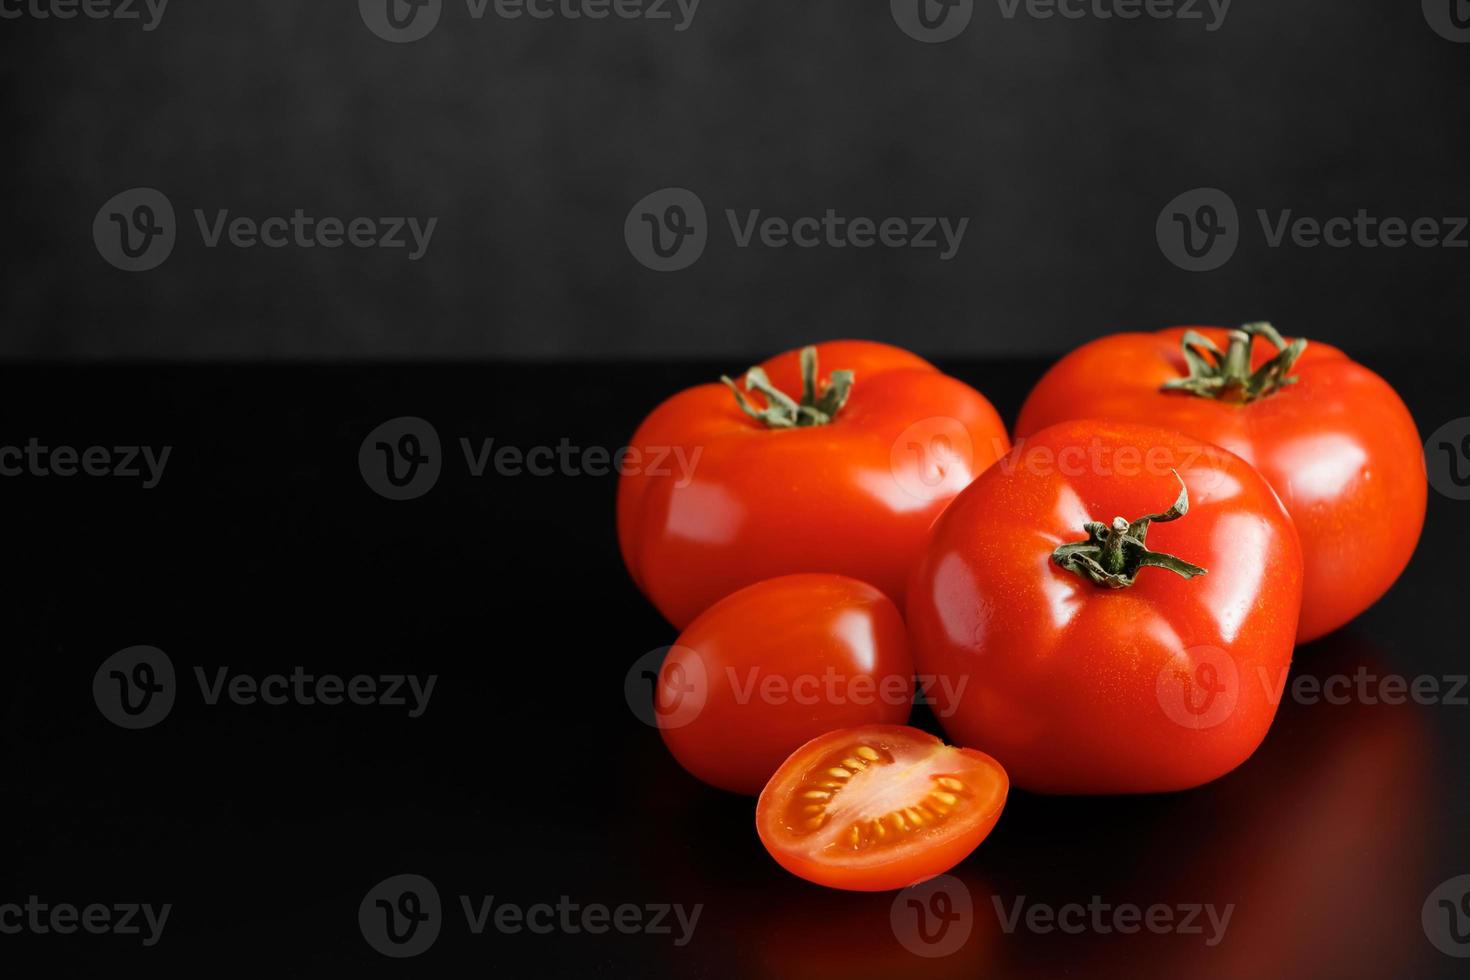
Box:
xmin=1015 ymin=323 xmax=1425 ymax=642
xmin=655 ymin=574 xmax=913 ymax=795
xmin=906 ymin=420 xmax=1303 ymax=794
xmin=619 ymin=340 xmax=1009 ymax=629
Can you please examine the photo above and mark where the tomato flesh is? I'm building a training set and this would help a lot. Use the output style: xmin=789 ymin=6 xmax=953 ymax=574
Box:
xmin=756 ymin=725 xmax=1007 ymax=892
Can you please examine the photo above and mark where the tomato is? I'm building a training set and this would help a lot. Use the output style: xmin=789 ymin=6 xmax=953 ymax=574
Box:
xmin=1015 ymin=323 xmax=1426 ymax=642
xmin=655 ymin=574 xmax=913 ymax=795
xmin=755 ymin=725 xmax=1008 ymax=892
xmin=618 ymin=340 xmax=1009 ymax=629
xmin=906 ymin=420 xmax=1303 ymax=794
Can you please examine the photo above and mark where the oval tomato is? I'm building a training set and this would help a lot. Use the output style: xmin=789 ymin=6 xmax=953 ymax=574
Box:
xmin=1015 ymin=323 xmax=1425 ymax=642
xmin=618 ymin=340 xmax=1009 ymax=629
xmin=756 ymin=725 xmax=1008 ymax=892
xmin=656 ymin=574 xmax=913 ymax=795
xmin=907 ymin=420 xmax=1303 ymax=794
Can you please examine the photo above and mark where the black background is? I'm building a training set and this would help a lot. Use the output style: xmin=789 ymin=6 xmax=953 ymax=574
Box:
xmin=3 ymin=358 xmax=1469 ymax=977
xmin=1 ymin=0 xmax=1467 ymax=358
xmin=4 ymin=0 xmax=1470 ymax=977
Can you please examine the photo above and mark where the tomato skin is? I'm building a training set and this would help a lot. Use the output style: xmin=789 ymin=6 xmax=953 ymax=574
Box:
xmin=756 ymin=725 xmax=1008 ymax=892
xmin=619 ymin=340 xmax=1009 ymax=629
xmin=906 ymin=420 xmax=1303 ymax=795
xmin=655 ymin=574 xmax=913 ymax=795
xmin=1015 ymin=327 xmax=1426 ymax=642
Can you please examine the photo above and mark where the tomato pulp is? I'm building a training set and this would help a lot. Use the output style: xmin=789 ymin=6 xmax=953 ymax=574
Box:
xmin=756 ymin=725 xmax=1008 ymax=891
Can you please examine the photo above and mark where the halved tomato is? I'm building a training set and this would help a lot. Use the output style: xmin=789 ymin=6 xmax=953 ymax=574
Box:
xmin=756 ymin=725 xmax=1008 ymax=892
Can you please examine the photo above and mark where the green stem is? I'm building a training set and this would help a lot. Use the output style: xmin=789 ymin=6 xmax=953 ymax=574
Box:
xmin=721 ymin=346 xmax=854 ymax=428
xmin=1161 ymin=321 xmax=1307 ymax=403
xmin=1051 ymin=472 xmax=1208 ymax=588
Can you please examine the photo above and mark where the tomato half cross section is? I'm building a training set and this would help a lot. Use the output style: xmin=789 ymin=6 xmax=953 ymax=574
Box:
xmin=756 ymin=725 xmax=1008 ymax=892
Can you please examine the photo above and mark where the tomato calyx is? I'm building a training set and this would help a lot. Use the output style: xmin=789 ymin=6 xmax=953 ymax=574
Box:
xmin=720 ymin=345 xmax=855 ymax=428
xmin=1161 ymin=321 xmax=1308 ymax=403
xmin=1051 ymin=471 xmax=1209 ymax=588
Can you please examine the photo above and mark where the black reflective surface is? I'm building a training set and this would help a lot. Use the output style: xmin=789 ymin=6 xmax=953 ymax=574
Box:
xmin=2 ymin=358 xmax=1467 ymax=977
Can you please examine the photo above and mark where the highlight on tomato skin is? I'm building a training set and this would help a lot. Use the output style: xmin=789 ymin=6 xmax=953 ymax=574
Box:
xmin=755 ymin=725 xmax=1009 ymax=893
xmin=906 ymin=419 xmax=1303 ymax=795
xmin=617 ymin=339 xmax=1011 ymax=630
xmin=1014 ymin=323 xmax=1426 ymax=643
xmin=655 ymin=573 xmax=914 ymax=796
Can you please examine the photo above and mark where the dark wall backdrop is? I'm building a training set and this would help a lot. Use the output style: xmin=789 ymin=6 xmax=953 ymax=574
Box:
xmin=2 ymin=0 xmax=1467 ymax=359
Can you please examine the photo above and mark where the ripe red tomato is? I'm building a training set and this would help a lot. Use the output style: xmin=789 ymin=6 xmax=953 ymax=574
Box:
xmin=656 ymin=574 xmax=913 ymax=795
xmin=907 ymin=420 xmax=1303 ymax=794
xmin=756 ymin=725 xmax=1008 ymax=892
xmin=618 ymin=340 xmax=1009 ymax=629
xmin=1015 ymin=323 xmax=1425 ymax=642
